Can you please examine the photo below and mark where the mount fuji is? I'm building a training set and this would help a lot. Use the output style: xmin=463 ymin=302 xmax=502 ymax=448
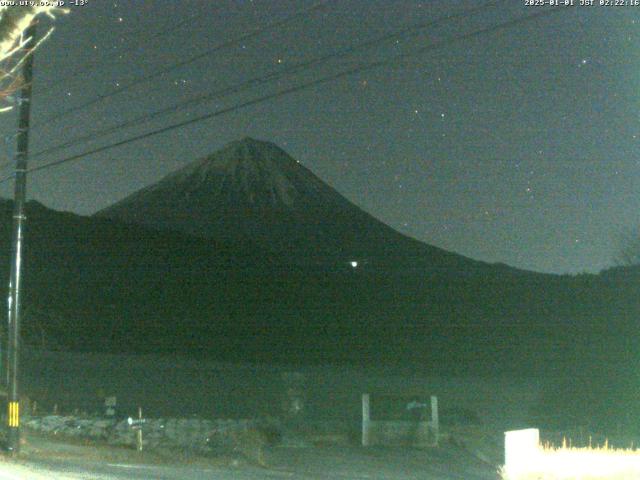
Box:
xmin=97 ymin=137 xmax=485 ymax=272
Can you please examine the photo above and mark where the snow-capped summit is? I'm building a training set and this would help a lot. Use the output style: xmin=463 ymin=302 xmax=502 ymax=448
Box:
xmin=162 ymin=137 xmax=312 ymax=208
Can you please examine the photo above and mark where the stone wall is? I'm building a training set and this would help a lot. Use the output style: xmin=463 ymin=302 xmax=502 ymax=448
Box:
xmin=23 ymin=415 xmax=254 ymax=452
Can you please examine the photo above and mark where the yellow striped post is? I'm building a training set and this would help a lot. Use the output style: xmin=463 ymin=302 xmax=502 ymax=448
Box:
xmin=8 ymin=401 xmax=19 ymax=428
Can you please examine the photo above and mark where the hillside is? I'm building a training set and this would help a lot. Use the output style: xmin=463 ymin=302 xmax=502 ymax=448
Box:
xmin=0 ymin=196 xmax=636 ymax=427
xmin=0 ymin=199 xmax=631 ymax=371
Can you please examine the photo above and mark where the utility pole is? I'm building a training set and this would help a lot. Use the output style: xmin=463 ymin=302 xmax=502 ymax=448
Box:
xmin=6 ymin=20 xmax=37 ymax=454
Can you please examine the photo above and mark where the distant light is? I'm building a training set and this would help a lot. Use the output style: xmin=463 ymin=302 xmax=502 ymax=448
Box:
xmin=350 ymin=260 xmax=358 ymax=268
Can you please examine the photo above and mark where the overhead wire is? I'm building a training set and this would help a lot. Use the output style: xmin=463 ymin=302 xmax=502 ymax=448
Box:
xmin=31 ymin=0 xmax=332 ymax=129
xmin=0 ymin=5 xmax=570 ymax=184
xmin=46 ymin=10 xmax=206 ymax=88
xmin=29 ymin=0 xmax=506 ymax=160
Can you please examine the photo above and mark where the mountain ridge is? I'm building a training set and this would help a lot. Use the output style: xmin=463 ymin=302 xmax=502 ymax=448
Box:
xmin=0 ymin=193 xmax=634 ymax=391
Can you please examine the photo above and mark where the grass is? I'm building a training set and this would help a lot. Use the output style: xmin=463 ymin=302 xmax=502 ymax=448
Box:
xmin=500 ymin=439 xmax=640 ymax=480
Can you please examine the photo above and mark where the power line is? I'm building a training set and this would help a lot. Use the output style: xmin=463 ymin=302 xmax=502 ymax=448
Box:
xmin=30 ymin=0 xmax=505 ymax=160
xmin=45 ymin=11 xmax=206 ymax=90
xmin=31 ymin=0 xmax=331 ymax=129
xmin=19 ymin=6 xmax=568 ymax=179
xmin=3 ymin=6 xmax=569 ymax=184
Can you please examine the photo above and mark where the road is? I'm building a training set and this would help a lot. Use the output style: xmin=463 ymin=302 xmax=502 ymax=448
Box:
xmin=0 ymin=435 xmax=500 ymax=479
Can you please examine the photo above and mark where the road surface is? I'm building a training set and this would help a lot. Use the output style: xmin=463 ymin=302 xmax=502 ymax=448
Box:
xmin=0 ymin=435 xmax=500 ymax=479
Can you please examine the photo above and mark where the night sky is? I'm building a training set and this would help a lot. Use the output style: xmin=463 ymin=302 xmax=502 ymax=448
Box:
xmin=0 ymin=0 xmax=637 ymax=274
